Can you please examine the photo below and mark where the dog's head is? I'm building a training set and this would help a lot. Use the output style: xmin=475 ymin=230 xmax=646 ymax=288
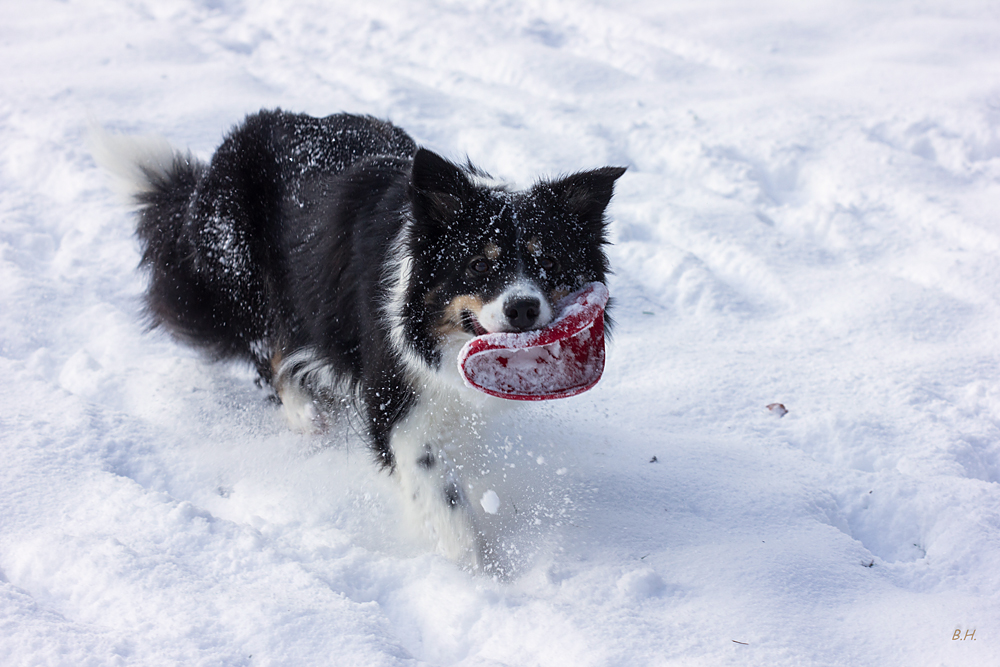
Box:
xmin=389 ymin=148 xmax=624 ymax=372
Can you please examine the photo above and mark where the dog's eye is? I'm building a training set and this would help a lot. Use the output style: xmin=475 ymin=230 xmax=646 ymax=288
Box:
xmin=539 ymin=256 xmax=559 ymax=272
xmin=468 ymin=257 xmax=491 ymax=275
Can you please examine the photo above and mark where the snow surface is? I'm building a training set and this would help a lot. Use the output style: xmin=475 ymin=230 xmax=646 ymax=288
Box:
xmin=3 ymin=0 xmax=1000 ymax=665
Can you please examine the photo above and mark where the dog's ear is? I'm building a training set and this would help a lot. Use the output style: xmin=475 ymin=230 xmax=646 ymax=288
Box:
xmin=548 ymin=166 xmax=627 ymax=224
xmin=409 ymin=148 xmax=468 ymax=224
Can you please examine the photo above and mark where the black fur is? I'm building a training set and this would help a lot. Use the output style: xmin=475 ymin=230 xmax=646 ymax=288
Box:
xmin=131 ymin=109 xmax=624 ymax=471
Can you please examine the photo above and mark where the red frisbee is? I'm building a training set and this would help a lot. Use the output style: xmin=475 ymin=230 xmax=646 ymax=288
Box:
xmin=458 ymin=282 xmax=609 ymax=400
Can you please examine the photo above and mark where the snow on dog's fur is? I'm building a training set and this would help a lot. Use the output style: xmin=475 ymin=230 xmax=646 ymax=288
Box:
xmin=95 ymin=109 xmax=625 ymax=568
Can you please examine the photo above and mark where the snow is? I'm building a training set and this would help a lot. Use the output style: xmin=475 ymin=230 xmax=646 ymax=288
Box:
xmin=2 ymin=0 xmax=1000 ymax=665
xmin=479 ymin=490 xmax=500 ymax=516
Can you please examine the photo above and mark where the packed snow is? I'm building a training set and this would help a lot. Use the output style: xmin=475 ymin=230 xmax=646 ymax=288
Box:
xmin=3 ymin=0 xmax=1000 ymax=665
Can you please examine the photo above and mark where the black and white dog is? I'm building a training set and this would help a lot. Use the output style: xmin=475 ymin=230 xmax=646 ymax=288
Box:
xmin=97 ymin=110 xmax=624 ymax=567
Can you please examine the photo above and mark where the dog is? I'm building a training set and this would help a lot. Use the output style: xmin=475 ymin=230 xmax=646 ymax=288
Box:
xmin=95 ymin=109 xmax=625 ymax=568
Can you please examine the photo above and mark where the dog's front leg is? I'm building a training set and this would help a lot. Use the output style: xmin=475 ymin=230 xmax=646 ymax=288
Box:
xmin=390 ymin=406 xmax=483 ymax=568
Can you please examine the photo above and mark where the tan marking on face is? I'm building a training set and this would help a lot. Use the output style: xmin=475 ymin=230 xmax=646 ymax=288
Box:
xmin=270 ymin=349 xmax=283 ymax=379
xmin=550 ymin=287 xmax=571 ymax=303
xmin=436 ymin=294 xmax=485 ymax=335
xmin=527 ymin=235 xmax=543 ymax=256
xmin=484 ymin=242 xmax=500 ymax=260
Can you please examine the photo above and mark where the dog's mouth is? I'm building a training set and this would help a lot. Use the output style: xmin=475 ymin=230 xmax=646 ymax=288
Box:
xmin=460 ymin=310 xmax=489 ymax=336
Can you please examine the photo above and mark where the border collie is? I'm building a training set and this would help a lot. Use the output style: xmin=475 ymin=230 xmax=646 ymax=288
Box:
xmin=96 ymin=109 xmax=625 ymax=568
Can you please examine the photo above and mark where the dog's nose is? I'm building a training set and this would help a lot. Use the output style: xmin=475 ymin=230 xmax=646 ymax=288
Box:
xmin=504 ymin=297 xmax=541 ymax=331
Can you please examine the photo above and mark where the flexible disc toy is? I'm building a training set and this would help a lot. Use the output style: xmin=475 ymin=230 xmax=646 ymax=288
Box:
xmin=458 ymin=282 xmax=609 ymax=400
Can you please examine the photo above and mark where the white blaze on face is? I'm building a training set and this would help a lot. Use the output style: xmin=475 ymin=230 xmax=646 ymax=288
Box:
xmin=477 ymin=279 xmax=553 ymax=333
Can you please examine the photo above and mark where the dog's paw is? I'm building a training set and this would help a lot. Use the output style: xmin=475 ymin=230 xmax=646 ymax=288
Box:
xmin=279 ymin=384 xmax=330 ymax=434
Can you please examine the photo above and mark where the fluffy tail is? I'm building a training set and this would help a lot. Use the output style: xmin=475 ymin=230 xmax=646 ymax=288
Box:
xmin=89 ymin=127 xmax=195 ymax=202
xmin=91 ymin=127 xmax=246 ymax=358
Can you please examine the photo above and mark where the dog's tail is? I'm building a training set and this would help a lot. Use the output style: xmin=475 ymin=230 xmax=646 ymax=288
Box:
xmin=91 ymin=124 xmax=276 ymax=376
xmin=91 ymin=127 xmax=246 ymax=355
xmin=89 ymin=126 xmax=198 ymax=203
xmin=89 ymin=130 xmax=202 ymax=291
